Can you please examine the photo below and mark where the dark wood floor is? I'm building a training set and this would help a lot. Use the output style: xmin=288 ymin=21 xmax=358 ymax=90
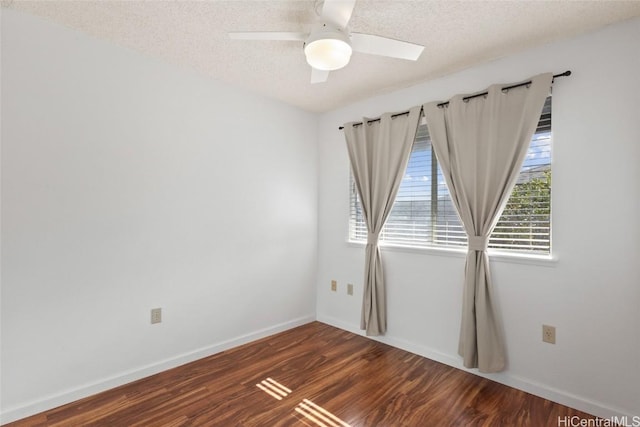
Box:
xmin=6 ymin=321 xmax=594 ymax=426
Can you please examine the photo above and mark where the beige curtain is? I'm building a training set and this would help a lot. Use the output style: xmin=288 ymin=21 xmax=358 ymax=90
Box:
xmin=423 ymin=73 xmax=553 ymax=372
xmin=344 ymin=107 xmax=421 ymax=336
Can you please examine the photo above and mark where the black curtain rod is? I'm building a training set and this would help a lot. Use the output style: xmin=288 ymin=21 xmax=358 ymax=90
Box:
xmin=338 ymin=70 xmax=571 ymax=130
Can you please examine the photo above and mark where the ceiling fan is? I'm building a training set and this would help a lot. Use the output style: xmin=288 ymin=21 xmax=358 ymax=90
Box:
xmin=228 ymin=0 xmax=425 ymax=84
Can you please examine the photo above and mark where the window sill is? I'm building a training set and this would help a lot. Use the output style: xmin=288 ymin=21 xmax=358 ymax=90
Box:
xmin=346 ymin=240 xmax=558 ymax=267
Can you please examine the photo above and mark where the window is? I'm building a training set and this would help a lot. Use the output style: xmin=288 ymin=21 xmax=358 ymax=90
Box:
xmin=349 ymin=97 xmax=552 ymax=254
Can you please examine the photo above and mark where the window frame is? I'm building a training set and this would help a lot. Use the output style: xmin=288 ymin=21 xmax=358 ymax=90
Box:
xmin=347 ymin=97 xmax=555 ymax=264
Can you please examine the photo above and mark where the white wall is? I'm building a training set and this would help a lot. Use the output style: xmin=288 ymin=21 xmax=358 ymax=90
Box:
xmin=1 ymin=9 xmax=317 ymax=423
xmin=317 ymin=18 xmax=640 ymax=419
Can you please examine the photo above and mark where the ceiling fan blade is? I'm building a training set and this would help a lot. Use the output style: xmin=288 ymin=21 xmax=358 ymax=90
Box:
xmin=311 ymin=68 xmax=330 ymax=84
xmin=228 ymin=32 xmax=307 ymax=41
xmin=350 ymin=33 xmax=424 ymax=60
xmin=321 ymin=0 xmax=356 ymax=29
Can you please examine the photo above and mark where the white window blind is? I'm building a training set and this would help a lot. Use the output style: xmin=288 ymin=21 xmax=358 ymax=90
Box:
xmin=349 ymin=96 xmax=552 ymax=254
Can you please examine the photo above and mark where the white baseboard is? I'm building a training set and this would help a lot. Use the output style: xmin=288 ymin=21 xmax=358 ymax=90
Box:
xmin=0 ymin=315 xmax=315 ymax=425
xmin=315 ymin=314 xmax=635 ymax=423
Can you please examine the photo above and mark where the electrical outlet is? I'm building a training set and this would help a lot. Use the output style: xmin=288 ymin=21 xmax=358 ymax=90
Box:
xmin=331 ymin=280 xmax=337 ymax=292
xmin=347 ymin=283 xmax=354 ymax=296
xmin=542 ymin=324 xmax=556 ymax=344
xmin=151 ymin=308 xmax=162 ymax=324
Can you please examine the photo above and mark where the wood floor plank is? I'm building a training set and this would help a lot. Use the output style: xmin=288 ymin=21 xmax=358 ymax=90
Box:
xmin=4 ymin=322 xmax=597 ymax=426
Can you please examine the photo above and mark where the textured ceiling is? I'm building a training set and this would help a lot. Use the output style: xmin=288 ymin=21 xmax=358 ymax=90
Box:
xmin=4 ymin=0 xmax=640 ymax=112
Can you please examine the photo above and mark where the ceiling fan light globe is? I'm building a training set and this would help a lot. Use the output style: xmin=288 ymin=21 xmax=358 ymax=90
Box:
xmin=304 ymin=38 xmax=352 ymax=71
